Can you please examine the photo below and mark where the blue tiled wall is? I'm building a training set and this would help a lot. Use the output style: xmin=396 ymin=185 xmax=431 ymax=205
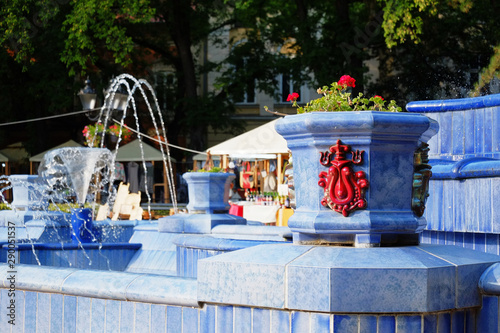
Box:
xmin=407 ymin=95 xmax=500 ymax=161
xmin=423 ymin=107 xmax=500 ymax=160
xmin=420 ymin=230 xmax=500 ymax=255
xmin=422 ymin=177 xmax=500 ymax=249
xmin=177 ymin=246 xmax=220 ymax=278
xmin=0 ymin=289 xmax=482 ymax=333
xmin=408 ymin=96 xmax=500 ymax=255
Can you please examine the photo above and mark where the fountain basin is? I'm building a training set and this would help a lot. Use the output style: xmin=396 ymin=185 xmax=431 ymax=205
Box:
xmin=4 ymin=81 xmax=500 ymax=331
xmin=1 ymin=242 xmax=141 ymax=270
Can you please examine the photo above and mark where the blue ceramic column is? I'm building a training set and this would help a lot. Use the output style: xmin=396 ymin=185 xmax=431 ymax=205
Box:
xmin=275 ymin=111 xmax=438 ymax=247
xmin=70 ymin=208 xmax=94 ymax=243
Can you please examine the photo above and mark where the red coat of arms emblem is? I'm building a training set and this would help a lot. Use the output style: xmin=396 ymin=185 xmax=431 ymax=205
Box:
xmin=318 ymin=140 xmax=369 ymax=217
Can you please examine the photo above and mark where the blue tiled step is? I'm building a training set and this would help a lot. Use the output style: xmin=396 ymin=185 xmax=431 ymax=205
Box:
xmin=175 ymin=235 xmax=291 ymax=278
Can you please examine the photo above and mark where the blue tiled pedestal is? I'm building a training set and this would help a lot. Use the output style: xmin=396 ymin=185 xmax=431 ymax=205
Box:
xmin=158 ymin=171 xmax=246 ymax=233
xmin=198 ymin=244 xmax=500 ymax=314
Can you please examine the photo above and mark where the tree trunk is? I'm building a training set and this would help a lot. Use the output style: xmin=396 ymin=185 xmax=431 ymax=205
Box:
xmin=168 ymin=0 xmax=206 ymax=152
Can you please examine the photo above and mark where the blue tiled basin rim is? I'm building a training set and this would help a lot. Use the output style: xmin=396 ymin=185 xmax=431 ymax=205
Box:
xmin=406 ymin=93 xmax=500 ymax=112
xmin=1 ymin=242 xmax=142 ymax=251
xmin=174 ymin=235 xmax=287 ymax=252
xmin=430 ymin=158 xmax=500 ymax=180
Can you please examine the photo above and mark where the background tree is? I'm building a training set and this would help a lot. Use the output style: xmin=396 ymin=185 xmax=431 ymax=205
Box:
xmin=0 ymin=2 xmax=76 ymax=162
xmin=218 ymin=0 xmax=500 ymax=105
xmin=216 ymin=0 xmax=370 ymax=100
xmin=1 ymin=0 xmax=499 ymax=168
xmin=0 ymin=0 xmax=241 ymax=162
xmin=377 ymin=0 xmax=500 ymax=99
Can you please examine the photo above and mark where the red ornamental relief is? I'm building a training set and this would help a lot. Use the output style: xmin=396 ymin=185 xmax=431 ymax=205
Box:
xmin=318 ymin=140 xmax=369 ymax=217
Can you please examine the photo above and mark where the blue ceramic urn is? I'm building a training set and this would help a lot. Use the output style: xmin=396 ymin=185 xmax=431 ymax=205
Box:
xmin=183 ymin=172 xmax=235 ymax=214
xmin=275 ymin=111 xmax=438 ymax=247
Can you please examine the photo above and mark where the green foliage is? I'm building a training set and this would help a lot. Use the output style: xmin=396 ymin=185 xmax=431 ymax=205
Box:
xmin=0 ymin=203 xmax=11 ymax=210
xmin=150 ymin=209 xmax=169 ymax=216
xmin=82 ymin=122 xmax=105 ymax=147
xmin=0 ymin=0 xmax=154 ymax=75
xmin=48 ymin=203 xmax=92 ymax=213
xmin=192 ymin=167 xmax=224 ymax=173
xmin=0 ymin=0 xmax=499 ymax=157
xmin=473 ymin=45 xmax=500 ymax=96
xmin=0 ymin=0 xmax=77 ymax=153
xmin=218 ymin=0 xmax=367 ymax=96
xmin=379 ymin=0 xmax=473 ymax=48
xmin=371 ymin=0 xmax=500 ymax=101
xmin=61 ymin=0 xmax=155 ymax=75
xmin=295 ymin=89 xmax=400 ymax=113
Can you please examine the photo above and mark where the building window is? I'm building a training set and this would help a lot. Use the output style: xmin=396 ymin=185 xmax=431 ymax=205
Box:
xmin=280 ymin=74 xmax=302 ymax=103
xmin=235 ymin=79 xmax=256 ymax=104
xmin=233 ymin=58 xmax=256 ymax=104
xmin=153 ymin=72 xmax=176 ymax=112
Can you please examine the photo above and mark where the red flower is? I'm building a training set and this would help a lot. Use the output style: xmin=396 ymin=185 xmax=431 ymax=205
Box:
xmin=287 ymin=92 xmax=299 ymax=102
xmin=373 ymin=95 xmax=384 ymax=100
xmin=337 ymin=75 xmax=356 ymax=88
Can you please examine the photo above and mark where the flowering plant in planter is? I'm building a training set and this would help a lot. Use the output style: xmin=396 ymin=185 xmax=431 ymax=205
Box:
xmin=277 ymin=75 xmax=402 ymax=113
xmin=83 ymin=123 xmax=134 ymax=147
xmin=195 ymin=166 xmax=224 ymax=173
xmin=108 ymin=124 xmax=133 ymax=143
xmin=82 ymin=122 xmax=105 ymax=147
xmin=271 ymin=75 xmax=438 ymax=247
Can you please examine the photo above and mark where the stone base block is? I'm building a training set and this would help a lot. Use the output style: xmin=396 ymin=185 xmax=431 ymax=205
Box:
xmin=198 ymin=244 xmax=500 ymax=313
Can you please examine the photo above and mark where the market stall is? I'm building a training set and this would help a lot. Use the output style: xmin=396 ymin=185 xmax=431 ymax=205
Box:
xmin=1 ymin=142 xmax=29 ymax=175
xmin=206 ymin=118 xmax=290 ymax=191
xmin=228 ymin=200 xmax=293 ymax=226
xmin=114 ymin=139 xmax=176 ymax=203
xmin=206 ymin=119 xmax=294 ymax=225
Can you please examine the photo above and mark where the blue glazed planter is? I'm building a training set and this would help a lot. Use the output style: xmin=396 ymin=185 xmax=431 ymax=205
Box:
xmin=275 ymin=111 xmax=438 ymax=246
xmin=183 ymin=172 xmax=235 ymax=214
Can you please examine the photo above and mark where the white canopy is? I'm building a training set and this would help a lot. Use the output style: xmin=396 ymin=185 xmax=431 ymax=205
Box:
xmin=29 ymin=139 xmax=83 ymax=162
xmin=193 ymin=153 xmax=220 ymax=161
xmin=207 ymin=119 xmax=289 ymax=159
xmin=114 ymin=139 xmax=176 ymax=162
